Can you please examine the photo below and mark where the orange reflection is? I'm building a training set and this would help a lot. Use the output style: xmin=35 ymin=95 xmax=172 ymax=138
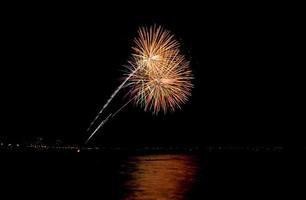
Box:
xmin=121 ymin=154 xmax=198 ymax=200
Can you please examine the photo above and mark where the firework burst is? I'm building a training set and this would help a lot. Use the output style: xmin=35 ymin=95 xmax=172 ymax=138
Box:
xmin=125 ymin=25 xmax=193 ymax=114
xmin=86 ymin=25 xmax=193 ymax=143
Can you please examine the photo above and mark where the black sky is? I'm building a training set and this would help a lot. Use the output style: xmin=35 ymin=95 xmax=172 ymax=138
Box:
xmin=1 ymin=3 xmax=298 ymax=146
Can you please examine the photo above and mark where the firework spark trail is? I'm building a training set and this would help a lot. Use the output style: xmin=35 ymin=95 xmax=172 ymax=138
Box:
xmin=112 ymin=96 xmax=136 ymax=118
xmin=86 ymin=95 xmax=138 ymax=144
xmin=85 ymin=113 xmax=112 ymax=144
xmin=86 ymin=67 xmax=140 ymax=133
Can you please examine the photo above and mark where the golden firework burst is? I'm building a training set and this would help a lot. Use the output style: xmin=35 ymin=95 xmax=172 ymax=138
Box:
xmin=126 ymin=25 xmax=193 ymax=114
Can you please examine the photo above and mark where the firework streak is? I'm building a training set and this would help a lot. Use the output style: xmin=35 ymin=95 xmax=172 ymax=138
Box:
xmin=86 ymin=67 xmax=140 ymax=133
xmin=85 ymin=96 xmax=138 ymax=143
xmin=85 ymin=113 xmax=112 ymax=144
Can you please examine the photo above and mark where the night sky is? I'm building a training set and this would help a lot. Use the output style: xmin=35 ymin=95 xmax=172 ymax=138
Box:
xmin=2 ymin=3 xmax=297 ymax=147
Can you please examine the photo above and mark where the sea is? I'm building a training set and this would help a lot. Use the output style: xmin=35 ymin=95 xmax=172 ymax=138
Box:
xmin=0 ymin=146 xmax=303 ymax=199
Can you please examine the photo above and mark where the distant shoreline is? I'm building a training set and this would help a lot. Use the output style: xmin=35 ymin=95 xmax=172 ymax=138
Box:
xmin=1 ymin=143 xmax=299 ymax=153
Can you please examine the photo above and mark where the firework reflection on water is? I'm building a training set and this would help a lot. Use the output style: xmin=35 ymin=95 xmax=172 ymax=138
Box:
xmin=120 ymin=154 xmax=198 ymax=200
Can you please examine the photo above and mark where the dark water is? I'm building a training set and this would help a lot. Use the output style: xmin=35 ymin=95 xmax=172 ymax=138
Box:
xmin=1 ymin=152 xmax=301 ymax=198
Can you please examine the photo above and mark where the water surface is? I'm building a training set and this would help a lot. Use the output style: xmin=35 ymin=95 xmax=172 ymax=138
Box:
xmin=120 ymin=154 xmax=199 ymax=200
xmin=1 ymin=151 xmax=292 ymax=199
